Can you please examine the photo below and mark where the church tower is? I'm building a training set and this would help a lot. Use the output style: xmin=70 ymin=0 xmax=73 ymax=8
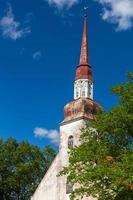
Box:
xmin=60 ymin=13 xmax=100 ymax=131
xmin=74 ymin=15 xmax=93 ymax=100
xmin=59 ymin=13 xmax=101 ymax=200
xmin=31 ymin=9 xmax=101 ymax=200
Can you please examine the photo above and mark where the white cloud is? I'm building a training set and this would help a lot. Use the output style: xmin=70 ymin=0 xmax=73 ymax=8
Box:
xmin=0 ymin=4 xmax=31 ymax=40
xmin=45 ymin=0 xmax=79 ymax=9
xmin=96 ymin=0 xmax=133 ymax=31
xmin=33 ymin=51 xmax=42 ymax=60
xmin=34 ymin=127 xmax=60 ymax=145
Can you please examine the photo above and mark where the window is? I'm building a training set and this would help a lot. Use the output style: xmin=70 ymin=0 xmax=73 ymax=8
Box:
xmin=66 ymin=181 xmax=73 ymax=194
xmin=66 ymin=183 xmax=73 ymax=194
xmin=68 ymin=136 xmax=74 ymax=149
xmin=82 ymin=91 xmax=85 ymax=97
xmin=76 ymin=91 xmax=79 ymax=98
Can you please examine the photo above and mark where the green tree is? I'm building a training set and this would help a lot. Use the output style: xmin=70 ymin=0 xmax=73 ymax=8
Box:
xmin=60 ymin=73 xmax=133 ymax=200
xmin=0 ymin=138 xmax=56 ymax=200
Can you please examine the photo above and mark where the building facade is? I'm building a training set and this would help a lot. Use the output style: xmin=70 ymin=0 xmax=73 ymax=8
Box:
xmin=31 ymin=14 xmax=101 ymax=200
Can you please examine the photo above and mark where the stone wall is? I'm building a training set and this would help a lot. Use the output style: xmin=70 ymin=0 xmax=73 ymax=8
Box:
xmin=31 ymin=118 xmax=95 ymax=200
xmin=31 ymin=153 xmax=62 ymax=200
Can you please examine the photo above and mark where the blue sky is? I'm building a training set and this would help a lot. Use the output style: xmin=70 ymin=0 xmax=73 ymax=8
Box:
xmin=0 ymin=0 xmax=133 ymax=149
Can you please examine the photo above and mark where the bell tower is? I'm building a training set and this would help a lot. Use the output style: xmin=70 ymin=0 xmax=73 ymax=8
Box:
xmin=59 ymin=10 xmax=101 ymax=200
xmin=60 ymin=13 xmax=101 ymax=128
xmin=31 ymin=4 xmax=102 ymax=200
xmin=74 ymin=15 xmax=93 ymax=100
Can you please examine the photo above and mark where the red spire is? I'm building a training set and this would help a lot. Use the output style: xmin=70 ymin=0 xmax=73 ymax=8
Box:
xmin=75 ymin=15 xmax=92 ymax=81
xmin=79 ymin=16 xmax=89 ymax=65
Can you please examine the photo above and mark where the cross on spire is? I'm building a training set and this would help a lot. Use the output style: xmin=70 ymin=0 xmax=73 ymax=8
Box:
xmin=83 ymin=0 xmax=88 ymax=16
xmin=84 ymin=5 xmax=88 ymax=17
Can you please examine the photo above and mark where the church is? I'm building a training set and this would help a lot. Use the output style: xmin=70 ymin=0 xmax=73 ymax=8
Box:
xmin=31 ymin=11 xmax=101 ymax=200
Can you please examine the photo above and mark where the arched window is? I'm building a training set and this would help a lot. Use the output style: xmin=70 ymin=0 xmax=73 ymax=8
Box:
xmin=66 ymin=183 xmax=73 ymax=194
xmin=68 ymin=136 xmax=74 ymax=149
xmin=81 ymin=81 xmax=86 ymax=97
xmin=76 ymin=91 xmax=79 ymax=98
xmin=82 ymin=90 xmax=85 ymax=97
xmin=66 ymin=179 xmax=73 ymax=194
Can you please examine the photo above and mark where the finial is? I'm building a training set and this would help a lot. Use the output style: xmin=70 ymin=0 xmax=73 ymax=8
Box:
xmin=84 ymin=6 xmax=88 ymax=17
xmin=83 ymin=0 xmax=88 ymax=17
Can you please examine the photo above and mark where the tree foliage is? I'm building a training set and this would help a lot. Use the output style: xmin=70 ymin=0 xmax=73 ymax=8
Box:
xmin=60 ymin=73 xmax=133 ymax=200
xmin=0 ymin=138 xmax=56 ymax=200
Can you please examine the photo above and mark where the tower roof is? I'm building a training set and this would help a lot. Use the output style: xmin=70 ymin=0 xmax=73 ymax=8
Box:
xmin=79 ymin=16 xmax=89 ymax=65
xmin=75 ymin=15 xmax=92 ymax=81
xmin=61 ymin=8 xmax=102 ymax=125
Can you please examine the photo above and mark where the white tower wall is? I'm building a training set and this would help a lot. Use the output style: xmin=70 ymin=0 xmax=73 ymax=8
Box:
xmin=31 ymin=119 xmax=94 ymax=200
xmin=74 ymin=79 xmax=93 ymax=100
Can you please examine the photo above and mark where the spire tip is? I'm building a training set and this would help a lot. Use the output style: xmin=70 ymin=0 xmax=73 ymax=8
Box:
xmin=83 ymin=6 xmax=88 ymax=17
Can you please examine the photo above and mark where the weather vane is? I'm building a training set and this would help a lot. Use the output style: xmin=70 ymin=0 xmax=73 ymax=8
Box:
xmin=83 ymin=0 xmax=88 ymax=17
